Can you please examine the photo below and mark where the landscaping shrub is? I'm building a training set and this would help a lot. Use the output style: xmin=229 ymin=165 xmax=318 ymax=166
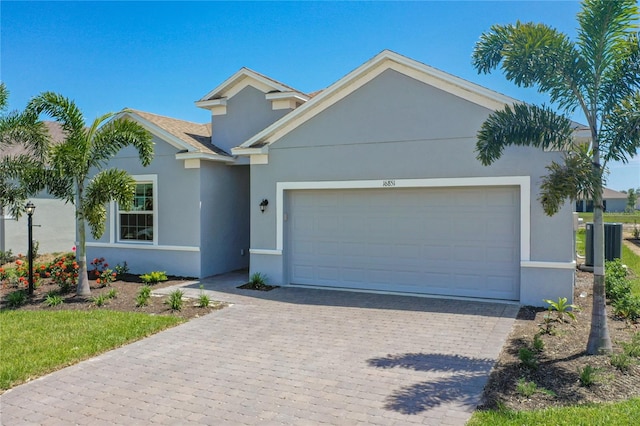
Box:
xmin=0 ymin=249 xmax=15 ymax=265
xmin=197 ymin=285 xmax=210 ymax=308
xmin=518 ymin=348 xmax=538 ymax=370
xmin=43 ymin=292 xmax=63 ymax=307
xmin=90 ymin=257 xmax=117 ymax=286
xmin=135 ymin=285 xmax=152 ymax=307
xmin=48 ymin=255 xmax=79 ymax=293
xmin=165 ymin=289 xmax=184 ymax=311
xmin=578 ymin=365 xmax=598 ymax=387
xmin=612 ymin=294 xmax=640 ymax=321
xmin=140 ymin=271 xmax=168 ymax=284
xmin=4 ymin=290 xmax=27 ymax=308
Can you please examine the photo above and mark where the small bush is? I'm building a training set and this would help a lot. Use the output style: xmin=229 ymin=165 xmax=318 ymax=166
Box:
xmin=518 ymin=348 xmax=538 ymax=370
xmin=0 ymin=249 xmax=15 ymax=265
xmin=114 ymin=261 xmax=129 ymax=278
xmin=516 ymin=378 xmax=538 ymax=397
xmin=5 ymin=290 xmax=27 ymax=308
xmin=533 ymin=334 xmax=545 ymax=352
xmin=136 ymin=285 xmax=152 ymax=307
xmin=578 ymin=365 xmax=598 ymax=387
xmin=606 ymin=258 xmax=628 ymax=281
xmin=543 ymin=297 xmax=578 ymax=322
xmin=92 ymin=294 xmax=108 ymax=307
xmin=140 ymin=271 xmax=168 ymax=284
xmin=165 ymin=289 xmax=184 ymax=311
xmin=610 ymin=353 xmax=633 ymax=372
xmin=197 ymin=285 xmax=210 ymax=308
xmin=48 ymin=255 xmax=79 ymax=293
xmin=612 ymin=294 xmax=640 ymax=321
xmin=43 ymin=292 xmax=64 ymax=307
xmin=606 ymin=277 xmax=632 ymax=303
xmin=621 ymin=332 xmax=640 ymax=358
xmin=105 ymin=289 xmax=117 ymax=299
xmin=250 ymin=272 xmax=267 ymax=286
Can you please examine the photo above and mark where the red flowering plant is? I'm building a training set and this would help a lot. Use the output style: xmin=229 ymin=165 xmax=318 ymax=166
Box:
xmin=90 ymin=257 xmax=116 ymax=286
xmin=47 ymin=255 xmax=79 ymax=293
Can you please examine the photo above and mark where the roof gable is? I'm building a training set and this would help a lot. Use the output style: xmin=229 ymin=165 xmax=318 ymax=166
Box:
xmin=195 ymin=68 xmax=308 ymax=111
xmin=232 ymin=50 xmax=521 ymax=153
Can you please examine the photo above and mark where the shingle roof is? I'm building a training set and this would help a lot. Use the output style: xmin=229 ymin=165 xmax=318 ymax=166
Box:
xmin=603 ymin=188 xmax=629 ymax=199
xmin=128 ymin=109 xmax=231 ymax=157
xmin=1 ymin=121 xmax=65 ymax=157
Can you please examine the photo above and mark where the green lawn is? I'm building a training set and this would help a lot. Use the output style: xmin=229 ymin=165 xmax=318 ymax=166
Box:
xmin=468 ymin=398 xmax=640 ymax=426
xmin=0 ymin=310 xmax=182 ymax=390
xmin=578 ymin=211 xmax=640 ymax=224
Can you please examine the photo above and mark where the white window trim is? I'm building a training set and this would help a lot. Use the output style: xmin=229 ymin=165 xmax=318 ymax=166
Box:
xmin=115 ymin=174 xmax=158 ymax=246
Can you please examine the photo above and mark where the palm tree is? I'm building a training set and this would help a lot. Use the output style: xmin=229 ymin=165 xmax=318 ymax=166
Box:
xmin=0 ymin=83 xmax=50 ymax=217
xmin=472 ymin=0 xmax=640 ymax=354
xmin=28 ymin=92 xmax=153 ymax=296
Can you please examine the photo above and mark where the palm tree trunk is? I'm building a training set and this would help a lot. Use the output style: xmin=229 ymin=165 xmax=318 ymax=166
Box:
xmin=75 ymin=184 xmax=91 ymax=296
xmin=586 ymin=166 xmax=612 ymax=354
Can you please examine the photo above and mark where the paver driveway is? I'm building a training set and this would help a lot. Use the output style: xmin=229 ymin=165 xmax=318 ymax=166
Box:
xmin=1 ymin=272 xmax=518 ymax=425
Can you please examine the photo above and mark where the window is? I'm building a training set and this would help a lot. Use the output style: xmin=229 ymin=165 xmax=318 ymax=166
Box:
xmin=119 ymin=181 xmax=155 ymax=242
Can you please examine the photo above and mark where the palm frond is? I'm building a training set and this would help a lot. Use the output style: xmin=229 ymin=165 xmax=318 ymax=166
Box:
xmin=577 ymin=0 xmax=639 ymax=80
xmin=539 ymin=146 xmax=599 ymax=215
xmin=473 ymin=22 xmax=587 ymax=112
xmin=83 ymin=169 xmax=135 ymax=239
xmin=476 ymin=104 xmax=574 ymax=165
xmin=90 ymin=115 xmax=154 ymax=168
xmin=27 ymin=92 xmax=85 ymax=142
xmin=601 ymin=91 xmax=640 ymax=163
xmin=600 ymin=32 xmax=640 ymax=116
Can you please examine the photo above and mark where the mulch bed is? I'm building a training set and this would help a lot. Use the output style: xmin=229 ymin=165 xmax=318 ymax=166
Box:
xmin=0 ymin=272 xmax=225 ymax=319
xmin=479 ymin=270 xmax=640 ymax=411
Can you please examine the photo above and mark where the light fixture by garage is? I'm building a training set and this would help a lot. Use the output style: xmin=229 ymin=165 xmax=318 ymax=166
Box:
xmin=259 ymin=199 xmax=269 ymax=213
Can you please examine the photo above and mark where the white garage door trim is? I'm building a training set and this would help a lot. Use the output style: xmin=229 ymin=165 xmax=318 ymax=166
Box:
xmin=286 ymin=186 xmax=521 ymax=299
xmin=273 ymin=176 xmax=532 ymax=261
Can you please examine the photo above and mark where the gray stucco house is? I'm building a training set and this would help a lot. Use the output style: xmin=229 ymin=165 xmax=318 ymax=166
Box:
xmin=88 ymin=50 xmax=577 ymax=306
xmin=575 ymin=188 xmax=630 ymax=213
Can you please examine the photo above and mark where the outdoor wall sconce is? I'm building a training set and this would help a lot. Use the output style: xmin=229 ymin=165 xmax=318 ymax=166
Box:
xmin=25 ymin=201 xmax=36 ymax=295
xmin=259 ymin=199 xmax=269 ymax=213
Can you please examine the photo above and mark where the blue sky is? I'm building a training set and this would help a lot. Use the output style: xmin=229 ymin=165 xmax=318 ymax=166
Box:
xmin=1 ymin=1 xmax=638 ymax=190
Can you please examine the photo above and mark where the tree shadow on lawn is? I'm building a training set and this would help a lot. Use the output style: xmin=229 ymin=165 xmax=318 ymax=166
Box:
xmin=367 ymin=353 xmax=496 ymax=414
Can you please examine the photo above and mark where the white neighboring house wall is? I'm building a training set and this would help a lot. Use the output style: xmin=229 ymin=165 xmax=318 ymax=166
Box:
xmin=1 ymin=121 xmax=76 ymax=256
xmin=1 ymin=196 xmax=75 ymax=255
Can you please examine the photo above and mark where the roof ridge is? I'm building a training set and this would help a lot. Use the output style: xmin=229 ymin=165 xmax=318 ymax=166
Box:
xmin=126 ymin=108 xmax=208 ymax=127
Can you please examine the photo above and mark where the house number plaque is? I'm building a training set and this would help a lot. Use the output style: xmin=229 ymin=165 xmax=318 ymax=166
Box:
xmin=382 ymin=180 xmax=396 ymax=187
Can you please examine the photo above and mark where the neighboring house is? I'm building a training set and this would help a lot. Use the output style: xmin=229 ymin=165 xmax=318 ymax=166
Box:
xmin=0 ymin=122 xmax=75 ymax=255
xmin=88 ymin=50 xmax=578 ymax=306
xmin=575 ymin=188 xmax=629 ymax=213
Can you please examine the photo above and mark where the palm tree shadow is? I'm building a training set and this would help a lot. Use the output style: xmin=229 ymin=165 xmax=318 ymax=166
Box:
xmin=367 ymin=353 xmax=496 ymax=414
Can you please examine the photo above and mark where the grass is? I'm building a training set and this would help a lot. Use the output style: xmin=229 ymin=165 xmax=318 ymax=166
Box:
xmin=578 ymin=212 xmax=640 ymax=224
xmin=0 ymin=310 xmax=182 ymax=390
xmin=622 ymin=244 xmax=640 ymax=296
xmin=468 ymin=398 xmax=640 ymax=426
xmin=577 ymin=229 xmax=640 ymax=296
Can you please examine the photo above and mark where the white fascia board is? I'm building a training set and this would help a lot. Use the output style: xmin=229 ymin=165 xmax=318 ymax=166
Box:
xmin=197 ymin=68 xmax=294 ymax=103
xmin=175 ymin=151 xmax=236 ymax=163
xmin=230 ymin=145 xmax=269 ymax=156
xmin=265 ymin=92 xmax=310 ymax=102
xmin=237 ymin=50 xmax=521 ymax=149
xmin=194 ymin=97 xmax=227 ymax=109
xmin=120 ymin=111 xmax=194 ymax=152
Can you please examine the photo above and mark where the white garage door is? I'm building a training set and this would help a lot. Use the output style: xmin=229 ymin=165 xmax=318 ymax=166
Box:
xmin=287 ymin=187 xmax=520 ymax=300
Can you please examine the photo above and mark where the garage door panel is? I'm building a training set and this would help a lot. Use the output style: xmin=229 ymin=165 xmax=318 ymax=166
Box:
xmin=287 ymin=187 xmax=520 ymax=300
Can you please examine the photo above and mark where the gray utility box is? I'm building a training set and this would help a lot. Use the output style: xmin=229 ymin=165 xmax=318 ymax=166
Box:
xmin=585 ymin=222 xmax=623 ymax=267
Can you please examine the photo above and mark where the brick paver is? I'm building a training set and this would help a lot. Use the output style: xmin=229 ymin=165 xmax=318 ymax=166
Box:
xmin=1 ymin=272 xmax=518 ymax=425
